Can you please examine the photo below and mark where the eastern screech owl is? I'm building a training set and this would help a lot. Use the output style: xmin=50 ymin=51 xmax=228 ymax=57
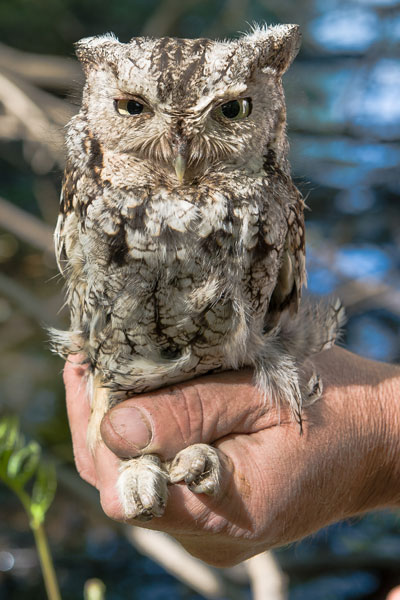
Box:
xmin=52 ymin=24 xmax=344 ymax=520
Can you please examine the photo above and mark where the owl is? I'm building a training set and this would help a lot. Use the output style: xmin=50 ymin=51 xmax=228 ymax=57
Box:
xmin=52 ymin=24 xmax=344 ymax=521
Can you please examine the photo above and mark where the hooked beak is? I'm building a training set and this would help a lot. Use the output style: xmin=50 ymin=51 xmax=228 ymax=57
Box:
xmin=174 ymin=153 xmax=186 ymax=184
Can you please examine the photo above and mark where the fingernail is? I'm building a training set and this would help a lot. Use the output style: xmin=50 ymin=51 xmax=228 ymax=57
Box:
xmin=109 ymin=407 xmax=152 ymax=449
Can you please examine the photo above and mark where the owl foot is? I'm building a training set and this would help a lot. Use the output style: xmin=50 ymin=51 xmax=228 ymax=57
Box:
xmin=117 ymin=455 xmax=168 ymax=521
xmin=168 ymin=443 xmax=221 ymax=495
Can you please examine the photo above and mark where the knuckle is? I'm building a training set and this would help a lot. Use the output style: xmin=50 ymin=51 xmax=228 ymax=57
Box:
xmin=172 ymin=384 xmax=205 ymax=442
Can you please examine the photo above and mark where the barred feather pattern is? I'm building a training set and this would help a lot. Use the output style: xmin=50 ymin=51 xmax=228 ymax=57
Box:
xmin=51 ymin=25 xmax=344 ymax=520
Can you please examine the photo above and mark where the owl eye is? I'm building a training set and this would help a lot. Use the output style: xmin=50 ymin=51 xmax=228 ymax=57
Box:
xmin=115 ymin=99 xmax=144 ymax=116
xmin=215 ymin=98 xmax=252 ymax=121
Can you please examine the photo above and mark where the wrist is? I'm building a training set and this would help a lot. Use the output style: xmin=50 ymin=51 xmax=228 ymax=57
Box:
xmin=361 ymin=361 xmax=400 ymax=510
xmin=316 ymin=348 xmax=400 ymax=516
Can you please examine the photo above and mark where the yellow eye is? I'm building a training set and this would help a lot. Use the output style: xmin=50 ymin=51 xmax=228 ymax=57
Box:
xmin=214 ymin=98 xmax=252 ymax=120
xmin=115 ymin=99 xmax=145 ymax=116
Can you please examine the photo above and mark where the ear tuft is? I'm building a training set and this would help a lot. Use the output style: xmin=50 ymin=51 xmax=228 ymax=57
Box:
xmin=243 ymin=24 xmax=301 ymax=75
xmin=74 ymin=33 xmax=120 ymax=74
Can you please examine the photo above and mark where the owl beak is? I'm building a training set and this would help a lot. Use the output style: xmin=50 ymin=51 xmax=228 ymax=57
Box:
xmin=174 ymin=153 xmax=186 ymax=184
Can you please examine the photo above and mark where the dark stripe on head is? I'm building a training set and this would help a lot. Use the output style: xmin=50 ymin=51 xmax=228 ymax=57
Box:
xmin=155 ymin=38 xmax=177 ymax=101
xmin=204 ymin=45 xmax=237 ymax=89
xmin=176 ymin=40 xmax=211 ymax=99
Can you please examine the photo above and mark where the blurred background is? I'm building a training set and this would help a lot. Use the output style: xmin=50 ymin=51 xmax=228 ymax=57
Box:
xmin=0 ymin=0 xmax=399 ymax=598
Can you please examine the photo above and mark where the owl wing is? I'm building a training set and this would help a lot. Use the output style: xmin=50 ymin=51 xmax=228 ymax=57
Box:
xmin=54 ymin=163 xmax=80 ymax=274
xmin=265 ymin=185 xmax=306 ymax=330
xmin=50 ymin=164 xmax=88 ymax=357
xmin=54 ymin=164 xmax=88 ymax=339
xmin=54 ymin=212 xmax=67 ymax=276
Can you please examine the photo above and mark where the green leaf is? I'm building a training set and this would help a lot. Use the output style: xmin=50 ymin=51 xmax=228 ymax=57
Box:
xmin=30 ymin=462 xmax=57 ymax=526
xmin=0 ymin=416 xmax=20 ymax=452
xmin=0 ymin=417 xmax=22 ymax=482
xmin=7 ymin=441 xmax=41 ymax=485
xmin=0 ymin=417 xmax=60 ymax=598
xmin=0 ymin=417 xmax=57 ymax=526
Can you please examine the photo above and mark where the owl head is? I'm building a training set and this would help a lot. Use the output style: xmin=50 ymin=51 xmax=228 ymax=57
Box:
xmin=74 ymin=24 xmax=300 ymax=185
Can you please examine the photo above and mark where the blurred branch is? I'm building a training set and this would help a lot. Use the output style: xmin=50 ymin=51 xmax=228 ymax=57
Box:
xmin=0 ymin=42 xmax=82 ymax=91
xmin=245 ymin=551 xmax=288 ymax=600
xmin=0 ymin=71 xmax=65 ymax=168
xmin=0 ymin=196 xmax=54 ymax=254
xmin=337 ymin=278 xmax=400 ymax=318
xmin=0 ymin=198 xmax=62 ymax=327
xmin=140 ymin=0 xmax=201 ymax=36
xmin=0 ymin=273 xmax=59 ymax=326
xmin=129 ymin=528 xmax=246 ymax=600
xmin=0 ymin=68 xmax=77 ymax=127
xmin=0 ymin=317 xmax=36 ymax=354
xmin=0 ymin=115 xmax=21 ymax=141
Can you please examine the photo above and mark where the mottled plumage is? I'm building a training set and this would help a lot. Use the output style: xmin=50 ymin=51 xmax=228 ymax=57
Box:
xmin=52 ymin=24 xmax=344 ymax=520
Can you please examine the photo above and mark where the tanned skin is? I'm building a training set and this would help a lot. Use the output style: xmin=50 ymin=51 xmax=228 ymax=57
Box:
xmin=64 ymin=346 xmax=400 ymax=569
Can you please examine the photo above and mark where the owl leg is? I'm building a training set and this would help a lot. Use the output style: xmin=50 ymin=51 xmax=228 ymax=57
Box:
xmin=255 ymin=344 xmax=305 ymax=425
xmin=167 ymin=443 xmax=222 ymax=495
xmin=255 ymin=345 xmax=323 ymax=429
xmin=279 ymin=298 xmax=345 ymax=361
xmin=88 ymin=377 xmax=169 ymax=520
xmin=256 ymin=299 xmax=345 ymax=425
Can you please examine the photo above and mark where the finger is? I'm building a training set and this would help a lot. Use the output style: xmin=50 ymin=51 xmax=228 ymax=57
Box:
xmin=100 ymin=369 xmax=289 ymax=460
xmin=63 ymin=355 xmax=97 ymax=487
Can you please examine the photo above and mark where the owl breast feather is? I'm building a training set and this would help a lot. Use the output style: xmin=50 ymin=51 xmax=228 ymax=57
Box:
xmin=58 ymin=176 xmax=291 ymax=394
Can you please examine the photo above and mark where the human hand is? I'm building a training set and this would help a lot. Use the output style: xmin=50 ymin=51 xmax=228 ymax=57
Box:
xmin=64 ymin=347 xmax=400 ymax=566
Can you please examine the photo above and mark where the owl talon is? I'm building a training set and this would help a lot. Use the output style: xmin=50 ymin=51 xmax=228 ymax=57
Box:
xmin=168 ymin=443 xmax=221 ymax=496
xmin=117 ymin=455 xmax=168 ymax=520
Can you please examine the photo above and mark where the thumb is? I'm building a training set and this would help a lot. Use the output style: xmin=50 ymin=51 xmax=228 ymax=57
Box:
xmin=100 ymin=369 xmax=284 ymax=460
